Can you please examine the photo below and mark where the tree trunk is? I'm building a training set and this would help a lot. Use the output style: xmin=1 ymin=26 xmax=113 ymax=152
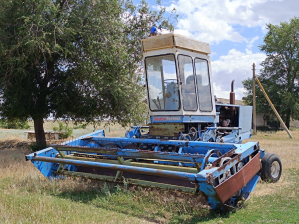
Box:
xmin=34 ymin=118 xmax=46 ymax=148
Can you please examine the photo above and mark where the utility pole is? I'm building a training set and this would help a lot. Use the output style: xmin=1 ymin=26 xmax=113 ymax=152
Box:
xmin=255 ymin=77 xmax=293 ymax=139
xmin=252 ymin=63 xmax=256 ymax=134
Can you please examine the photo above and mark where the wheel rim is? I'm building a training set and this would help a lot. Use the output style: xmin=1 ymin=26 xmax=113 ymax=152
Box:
xmin=271 ymin=161 xmax=280 ymax=179
xmin=236 ymin=162 xmax=244 ymax=172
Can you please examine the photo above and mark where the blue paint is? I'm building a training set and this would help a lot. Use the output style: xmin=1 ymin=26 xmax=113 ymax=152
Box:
xmin=125 ymin=127 xmax=141 ymax=138
xmin=88 ymin=136 xmax=236 ymax=152
xmin=26 ymin=147 xmax=76 ymax=179
xmin=198 ymin=181 xmax=221 ymax=210
xmin=240 ymin=174 xmax=260 ymax=199
xmin=200 ymin=149 xmax=222 ymax=171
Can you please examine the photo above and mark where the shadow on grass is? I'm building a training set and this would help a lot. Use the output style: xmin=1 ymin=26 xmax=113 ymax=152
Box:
xmin=175 ymin=211 xmax=231 ymax=224
xmin=52 ymin=181 xmax=234 ymax=224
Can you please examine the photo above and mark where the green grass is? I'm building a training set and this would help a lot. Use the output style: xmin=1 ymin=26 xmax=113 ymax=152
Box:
xmin=0 ymin=186 xmax=150 ymax=223
xmin=1 ymin=167 xmax=298 ymax=223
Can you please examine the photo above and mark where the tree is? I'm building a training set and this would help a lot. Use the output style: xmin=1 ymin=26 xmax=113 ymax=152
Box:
xmin=243 ymin=17 xmax=299 ymax=128
xmin=0 ymin=0 xmax=175 ymax=147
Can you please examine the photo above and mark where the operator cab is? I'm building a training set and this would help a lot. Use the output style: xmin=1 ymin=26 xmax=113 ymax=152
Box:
xmin=142 ymin=34 xmax=218 ymax=140
xmin=142 ymin=34 xmax=216 ymax=121
xmin=140 ymin=34 xmax=251 ymax=143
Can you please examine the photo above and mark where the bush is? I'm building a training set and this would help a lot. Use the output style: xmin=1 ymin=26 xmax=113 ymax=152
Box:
xmin=53 ymin=121 xmax=73 ymax=139
xmin=30 ymin=142 xmax=49 ymax=152
xmin=0 ymin=119 xmax=30 ymax=129
xmin=73 ymin=123 xmax=87 ymax=129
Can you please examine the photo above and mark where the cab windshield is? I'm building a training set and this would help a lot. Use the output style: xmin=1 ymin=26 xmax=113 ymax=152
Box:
xmin=145 ymin=54 xmax=180 ymax=111
xmin=178 ymin=55 xmax=197 ymax=111
xmin=195 ymin=58 xmax=213 ymax=111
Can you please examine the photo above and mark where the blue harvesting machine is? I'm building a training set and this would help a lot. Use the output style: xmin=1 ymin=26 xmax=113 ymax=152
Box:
xmin=26 ymin=34 xmax=282 ymax=211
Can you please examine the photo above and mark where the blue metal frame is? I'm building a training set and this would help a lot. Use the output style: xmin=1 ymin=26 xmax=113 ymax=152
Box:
xmin=26 ymin=129 xmax=263 ymax=211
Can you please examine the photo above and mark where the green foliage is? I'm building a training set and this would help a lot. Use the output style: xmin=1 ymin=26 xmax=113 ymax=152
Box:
xmin=243 ymin=17 xmax=299 ymax=128
xmin=0 ymin=0 xmax=176 ymax=144
xmin=53 ymin=121 xmax=73 ymax=139
xmin=30 ymin=142 xmax=49 ymax=152
xmin=0 ymin=119 xmax=30 ymax=129
xmin=242 ymin=78 xmax=282 ymax=122
xmin=73 ymin=123 xmax=87 ymax=130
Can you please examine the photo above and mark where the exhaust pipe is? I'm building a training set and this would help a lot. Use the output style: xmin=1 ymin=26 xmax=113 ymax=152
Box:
xmin=230 ymin=80 xmax=235 ymax=105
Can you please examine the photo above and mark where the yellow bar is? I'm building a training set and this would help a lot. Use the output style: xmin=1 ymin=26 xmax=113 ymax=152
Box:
xmin=64 ymin=154 xmax=199 ymax=173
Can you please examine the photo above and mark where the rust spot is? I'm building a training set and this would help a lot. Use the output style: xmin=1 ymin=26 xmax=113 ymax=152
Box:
xmin=213 ymin=154 xmax=241 ymax=175
xmin=211 ymin=149 xmax=238 ymax=167
xmin=214 ymin=152 xmax=261 ymax=203
xmin=206 ymin=175 xmax=214 ymax=185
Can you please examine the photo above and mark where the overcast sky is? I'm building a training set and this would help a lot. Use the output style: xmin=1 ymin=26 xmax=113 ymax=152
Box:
xmin=134 ymin=0 xmax=299 ymax=99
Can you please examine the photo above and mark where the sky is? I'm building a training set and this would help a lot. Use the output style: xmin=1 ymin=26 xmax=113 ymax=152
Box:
xmin=134 ymin=0 xmax=299 ymax=100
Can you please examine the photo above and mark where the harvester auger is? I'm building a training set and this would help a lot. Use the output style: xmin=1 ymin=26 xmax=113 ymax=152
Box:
xmin=26 ymin=34 xmax=282 ymax=211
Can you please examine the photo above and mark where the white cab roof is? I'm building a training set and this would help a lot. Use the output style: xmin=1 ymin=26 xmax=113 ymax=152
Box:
xmin=142 ymin=33 xmax=211 ymax=54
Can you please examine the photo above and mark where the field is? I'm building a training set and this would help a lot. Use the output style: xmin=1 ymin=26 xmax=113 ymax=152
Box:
xmin=0 ymin=122 xmax=298 ymax=223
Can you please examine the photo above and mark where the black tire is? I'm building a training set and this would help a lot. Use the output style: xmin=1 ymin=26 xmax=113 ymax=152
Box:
xmin=261 ymin=153 xmax=282 ymax=183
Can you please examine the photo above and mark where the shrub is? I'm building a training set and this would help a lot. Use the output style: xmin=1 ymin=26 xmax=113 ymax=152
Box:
xmin=30 ymin=142 xmax=49 ymax=152
xmin=53 ymin=121 xmax=73 ymax=139
xmin=0 ymin=119 xmax=30 ymax=129
xmin=73 ymin=123 xmax=87 ymax=129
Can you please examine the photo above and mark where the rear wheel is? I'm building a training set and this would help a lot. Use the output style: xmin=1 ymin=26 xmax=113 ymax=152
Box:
xmin=261 ymin=153 xmax=282 ymax=183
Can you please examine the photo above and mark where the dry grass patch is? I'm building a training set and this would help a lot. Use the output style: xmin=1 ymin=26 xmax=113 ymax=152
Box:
xmin=244 ymin=130 xmax=299 ymax=198
xmin=0 ymin=143 xmax=155 ymax=223
xmin=252 ymin=173 xmax=291 ymax=197
xmin=246 ymin=130 xmax=299 ymax=170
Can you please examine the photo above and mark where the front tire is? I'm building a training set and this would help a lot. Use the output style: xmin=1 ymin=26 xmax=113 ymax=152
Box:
xmin=261 ymin=153 xmax=282 ymax=183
